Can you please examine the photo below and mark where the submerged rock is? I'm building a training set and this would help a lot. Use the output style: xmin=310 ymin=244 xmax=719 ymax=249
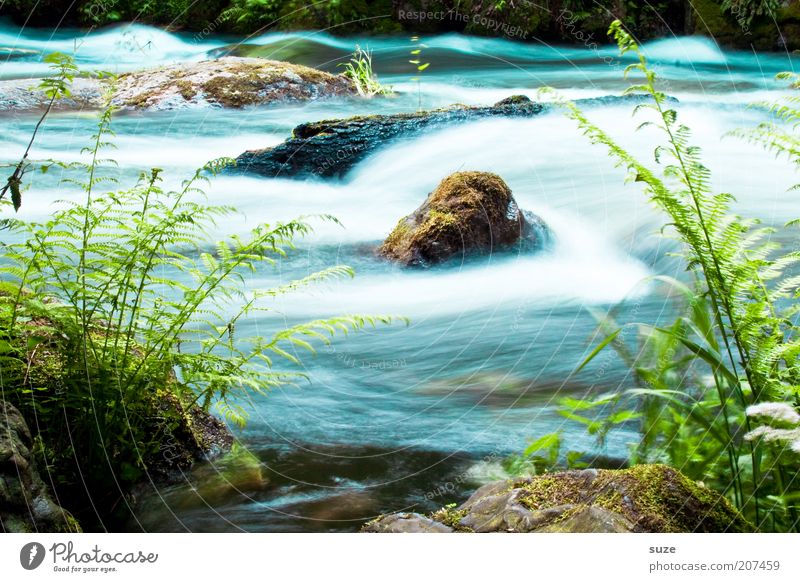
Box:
xmin=0 ymin=57 xmax=356 ymax=112
xmin=0 ymin=47 xmax=40 ymax=60
xmin=233 ymin=95 xmax=546 ymax=179
xmin=0 ymin=401 xmax=81 ymax=532
xmin=379 ymin=171 xmax=548 ymax=267
xmin=131 ymin=443 xmax=268 ymax=514
xmin=363 ymin=465 xmax=751 ymax=533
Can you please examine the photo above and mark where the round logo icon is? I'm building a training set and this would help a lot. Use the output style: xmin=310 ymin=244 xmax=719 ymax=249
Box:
xmin=20 ymin=542 xmax=46 ymax=570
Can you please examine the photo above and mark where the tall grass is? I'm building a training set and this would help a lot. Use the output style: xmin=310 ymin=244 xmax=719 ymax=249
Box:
xmin=524 ymin=21 xmax=800 ymax=532
xmin=339 ymin=45 xmax=391 ymax=98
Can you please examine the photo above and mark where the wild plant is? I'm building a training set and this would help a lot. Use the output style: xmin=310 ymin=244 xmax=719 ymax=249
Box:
xmin=1 ymin=52 xmax=78 ymax=211
xmin=522 ymin=20 xmax=800 ymax=532
xmin=408 ymin=35 xmax=430 ymax=111
xmin=339 ymin=45 xmax=391 ymax=98
xmin=0 ymin=90 xmax=397 ymax=519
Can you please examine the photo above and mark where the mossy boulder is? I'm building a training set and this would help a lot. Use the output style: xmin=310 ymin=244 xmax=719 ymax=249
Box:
xmin=363 ymin=464 xmax=751 ymax=533
xmin=0 ymin=287 xmax=235 ymax=529
xmin=690 ymin=0 xmax=800 ymax=50
xmin=0 ymin=401 xmax=81 ymax=533
xmin=0 ymin=57 xmax=357 ymax=113
xmin=379 ymin=171 xmax=548 ymax=267
xmin=113 ymin=57 xmax=356 ymax=110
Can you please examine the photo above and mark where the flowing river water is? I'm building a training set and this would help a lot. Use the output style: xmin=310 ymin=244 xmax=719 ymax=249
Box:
xmin=1 ymin=21 xmax=799 ymax=531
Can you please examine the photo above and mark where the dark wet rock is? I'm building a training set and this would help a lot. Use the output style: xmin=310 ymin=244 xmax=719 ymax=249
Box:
xmin=0 ymin=57 xmax=356 ymax=112
xmin=233 ymin=95 xmax=547 ymax=179
xmin=141 ymin=389 xmax=235 ymax=482
xmin=363 ymin=512 xmax=454 ymax=533
xmin=379 ymin=171 xmax=548 ymax=267
xmin=129 ymin=443 xmax=268 ymax=515
xmin=363 ymin=464 xmax=751 ymax=533
xmin=0 ymin=401 xmax=81 ymax=532
xmin=231 ymin=94 xmax=672 ymax=180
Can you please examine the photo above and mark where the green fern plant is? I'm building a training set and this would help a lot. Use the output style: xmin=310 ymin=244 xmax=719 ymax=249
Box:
xmin=0 ymin=90 xmax=399 ymax=520
xmin=541 ymin=20 xmax=800 ymax=532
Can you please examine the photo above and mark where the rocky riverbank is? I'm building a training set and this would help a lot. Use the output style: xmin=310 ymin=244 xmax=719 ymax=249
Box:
xmin=364 ymin=465 xmax=752 ymax=533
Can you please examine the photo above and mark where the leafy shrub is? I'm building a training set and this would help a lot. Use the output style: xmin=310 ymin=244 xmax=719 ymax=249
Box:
xmin=522 ymin=20 xmax=800 ymax=532
xmin=0 ymin=66 xmax=396 ymax=523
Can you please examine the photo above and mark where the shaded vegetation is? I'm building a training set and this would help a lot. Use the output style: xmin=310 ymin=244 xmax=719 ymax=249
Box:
xmin=3 ymin=1 xmax=800 ymax=49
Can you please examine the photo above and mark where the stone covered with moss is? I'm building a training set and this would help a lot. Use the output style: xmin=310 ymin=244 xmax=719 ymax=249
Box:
xmin=363 ymin=464 xmax=751 ymax=533
xmin=0 ymin=57 xmax=357 ymax=113
xmin=690 ymin=0 xmax=800 ymax=50
xmin=114 ymin=57 xmax=356 ymax=110
xmin=0 ymin=285 xmax=235 ymax=530
xmin=1 ymin=401 xmax=82 ymax=532
xmin=379 ymin=171 xmax=548 ymax=267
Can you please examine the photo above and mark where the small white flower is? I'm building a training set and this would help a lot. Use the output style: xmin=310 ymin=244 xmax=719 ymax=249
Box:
xmin=745 ymin=426 xmax=800 ymax=447
xmin=746 ymin=402 xmax=800 ymax=425
xmin=744 ymin=425 xmax=771 ymax=442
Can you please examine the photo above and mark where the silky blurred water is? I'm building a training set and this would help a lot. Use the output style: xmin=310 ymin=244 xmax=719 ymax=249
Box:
xmin=1 ymin=21 xmax=798 ymax=531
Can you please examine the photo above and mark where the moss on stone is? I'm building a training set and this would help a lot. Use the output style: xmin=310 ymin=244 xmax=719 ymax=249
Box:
xmin=175 ymin=79 xmax=197 ymax=101
xmin=380 ymin=171 xmax=530 ymax=267
xmin=517 ymin=465 xmax=752 ymax=533
xmin=430 ymin=504 xmax=473 ymax=532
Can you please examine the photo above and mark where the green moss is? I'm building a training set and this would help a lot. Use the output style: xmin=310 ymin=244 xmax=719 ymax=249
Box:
xmin=516 ymin=465 xmax=752 ymax=533
xmin=201 ymin=72 xmax=265 ymax=108
xmin=56 ymin=513 xmax=82 ymax=533
xmin=175 ymin=79 xmax=197 ymax=101
xmin=417 ymin=209 xmax=458 ymax=236
xmin=430 ymin=504 xmax=473 ymax=532
xmin=691 ymin=0 xmax=740 ymax=40
xmin=382 ymin=218 xmax=411 ymax=253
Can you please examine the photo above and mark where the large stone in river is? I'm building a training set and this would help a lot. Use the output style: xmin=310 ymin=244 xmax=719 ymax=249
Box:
xmin=379 ymin=171 xmax=547 ymax=267
xmin=233 ymin=95 xmax=546 ymax=179
xmin=363 ymin=464 xmax=752 ymax=533
xmin=0 ymin=57 xmax=357 ymax=112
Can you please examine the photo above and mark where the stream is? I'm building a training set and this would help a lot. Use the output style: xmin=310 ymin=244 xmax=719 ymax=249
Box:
xmin=2 ymin=20 xmax=799 ymax=531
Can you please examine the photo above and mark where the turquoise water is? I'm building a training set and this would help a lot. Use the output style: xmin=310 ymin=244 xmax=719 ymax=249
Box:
xmin=2 ymin=21 xmax=798 ymax=531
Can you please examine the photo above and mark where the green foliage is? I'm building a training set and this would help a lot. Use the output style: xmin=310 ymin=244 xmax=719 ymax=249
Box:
xmin=1 ymin=53 xmax=78 ymax=212
xmin=721 ymin=0 xmax=780 ymax=26
xmin=338 ymin=45 xmax=391 ymax=98
xmin=409 ymin=35 xmax=430 ymax=111
xmin=504 ymin=431 xmax=588 ymax=476
xmin=0 ymin=87 xmax=398 ymax=521
xmin=541 ymin=20 xmax=800 ymax=532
